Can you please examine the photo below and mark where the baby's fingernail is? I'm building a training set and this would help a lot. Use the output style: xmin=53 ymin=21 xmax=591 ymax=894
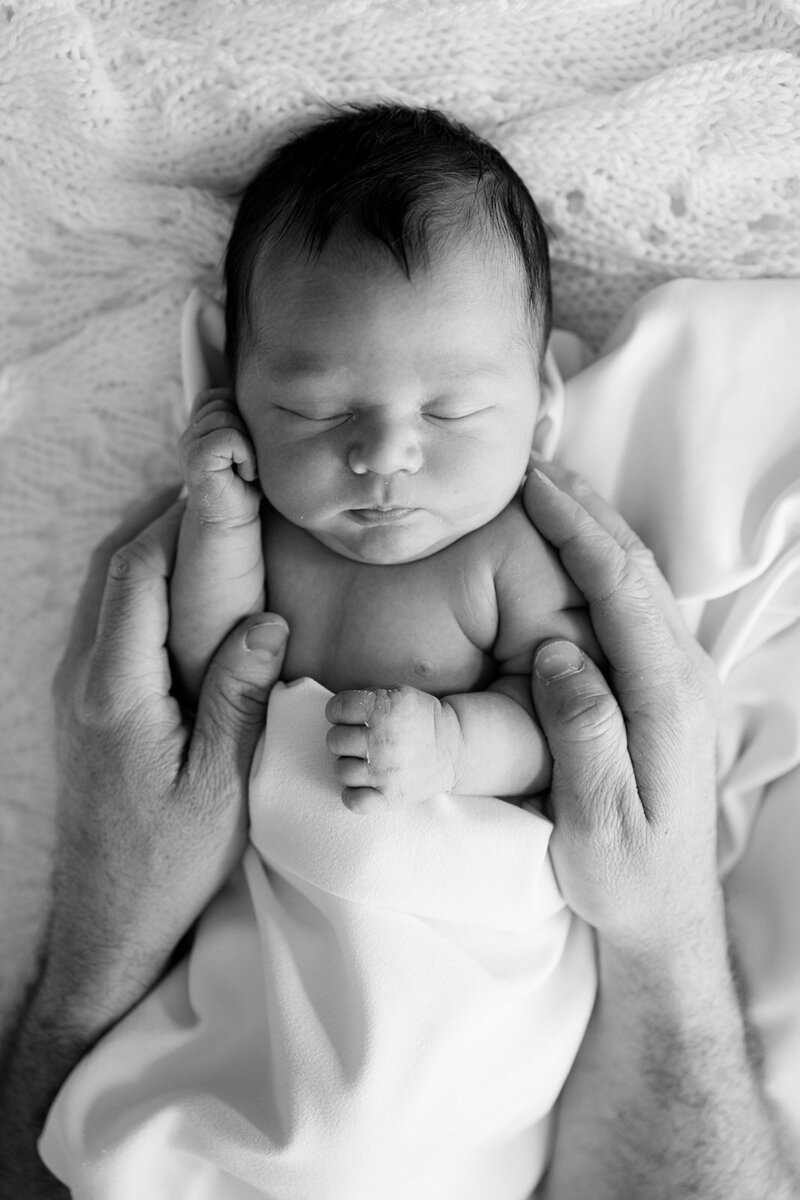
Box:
xmin=245 ymin=618 xmax=287 ymax=656
xmin=535 ymin=640 xmax=585 ymax=682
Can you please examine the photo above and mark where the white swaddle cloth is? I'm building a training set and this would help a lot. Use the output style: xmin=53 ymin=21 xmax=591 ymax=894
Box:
xmin=41 ymin=678 xmax=595 ymax=1200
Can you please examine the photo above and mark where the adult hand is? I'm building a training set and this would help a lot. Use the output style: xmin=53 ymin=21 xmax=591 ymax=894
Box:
xmin=524 ymin=464 xmax=800 ymax=1200
xmin=46 ymin=488 xmax=288 ymax=1024
xmin=0 ymin=489 xmax=288 ymax=1200
xmin=524 ymin=461 xmax=722 ymax=949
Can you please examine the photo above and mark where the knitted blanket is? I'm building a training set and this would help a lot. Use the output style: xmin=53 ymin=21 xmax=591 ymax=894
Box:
xmin=1 ymin=0 xmax=799 ymax=1026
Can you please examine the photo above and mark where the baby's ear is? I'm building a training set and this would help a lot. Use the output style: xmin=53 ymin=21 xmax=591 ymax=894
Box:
xmin=180 ymin=287 xmax=231 ymax=416
xmin=531 ymin=343 xmax=566 ymax=459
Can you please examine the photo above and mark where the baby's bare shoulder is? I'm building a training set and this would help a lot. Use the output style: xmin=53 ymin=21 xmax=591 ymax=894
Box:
xmin=468 ymin=496 xmax=587 ymax=666
xmin=467 ymin=497 xmax=571 ymax=590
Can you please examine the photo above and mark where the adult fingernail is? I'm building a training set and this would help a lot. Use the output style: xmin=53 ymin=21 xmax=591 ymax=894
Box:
xmin=533 ymin=467 xmax=559 ymax=489
xmin=535 ymin=640 xmax=585 ymax=682
xmin=245 ymin=619 xmax=287 ymax=655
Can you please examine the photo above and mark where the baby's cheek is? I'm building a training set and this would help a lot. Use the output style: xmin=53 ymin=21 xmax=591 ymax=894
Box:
xmin=256 ymin=440 xmax=328 ymax=521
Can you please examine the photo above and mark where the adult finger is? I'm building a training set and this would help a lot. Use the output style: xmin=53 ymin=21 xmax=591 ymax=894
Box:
xmin=524 ymin=468 xmax=683 ymax=692
xmin=190 ymin=614 xmax=289 ymax=804
xmin=531 ymin=639 xmax=638 ymax=826
xmin=55 ymin=487 xmax=182 ymax=700
xmin=530 ymin=638 xmax=654 ymax=937
xmin=79 ymin=498 xmax=185 ymax=717
xmin=528 ymin=460 xmax=693 ymax=650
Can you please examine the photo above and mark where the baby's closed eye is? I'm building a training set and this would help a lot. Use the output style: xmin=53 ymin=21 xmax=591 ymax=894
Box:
xmin=423 ymin=404 xmax=490 ymax=421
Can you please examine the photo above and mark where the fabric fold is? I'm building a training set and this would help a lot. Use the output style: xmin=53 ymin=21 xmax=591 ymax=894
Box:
xmin=249 ymin=678 xmax=562 ymax=928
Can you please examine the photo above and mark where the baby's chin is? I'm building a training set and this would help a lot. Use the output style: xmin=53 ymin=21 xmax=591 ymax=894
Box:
xmin=307 ymin=519 xmax=469 ymax=566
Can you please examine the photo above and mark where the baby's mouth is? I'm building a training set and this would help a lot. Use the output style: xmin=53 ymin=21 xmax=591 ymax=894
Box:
xmin=347 ymin=506 xmax=417 ymax=525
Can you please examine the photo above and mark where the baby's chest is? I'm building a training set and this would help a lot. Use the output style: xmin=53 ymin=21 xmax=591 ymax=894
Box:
xmin=264 ymin=529 xmax=497 ymax=697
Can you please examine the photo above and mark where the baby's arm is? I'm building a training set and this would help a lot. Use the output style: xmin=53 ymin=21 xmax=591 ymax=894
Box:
xmin=324 ymin=678 xmax=557 ymax=814
xmin=169 ymin=389 xmax=265 ymax=706
xmin=449 ymin=497 xmax=598 ymax=796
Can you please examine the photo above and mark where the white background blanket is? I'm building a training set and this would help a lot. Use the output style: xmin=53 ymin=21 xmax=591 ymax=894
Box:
xmin=2 ymin=0 xmax=800 ymax=1129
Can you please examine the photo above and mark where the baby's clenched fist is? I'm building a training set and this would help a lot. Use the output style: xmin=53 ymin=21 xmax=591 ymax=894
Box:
xmin=325 ymin=686 xmax=463 ymax=814
xmin=180 ymin=388 xmax=261 ymax=527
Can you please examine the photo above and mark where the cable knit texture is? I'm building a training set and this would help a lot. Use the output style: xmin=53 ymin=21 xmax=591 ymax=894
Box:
xmin=1 ymin=0 xmax=799 ymax=1009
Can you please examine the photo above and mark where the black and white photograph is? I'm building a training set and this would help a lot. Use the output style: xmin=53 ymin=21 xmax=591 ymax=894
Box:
xmin=1 ymin=2 xmax=799 ymax=1196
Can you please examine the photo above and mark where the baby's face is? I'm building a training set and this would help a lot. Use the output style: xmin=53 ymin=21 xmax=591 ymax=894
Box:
xmin=235 ymin=236 xmax=542 ymax=564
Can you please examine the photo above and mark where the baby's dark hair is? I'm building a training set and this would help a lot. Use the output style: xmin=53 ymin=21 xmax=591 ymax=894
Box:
xmin=224 ymin=102 xmax=552 ymax=370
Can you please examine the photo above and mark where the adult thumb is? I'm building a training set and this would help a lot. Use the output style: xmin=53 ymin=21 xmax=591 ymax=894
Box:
xmin=194 ymin=614 xmax=289 ymax=785
xmin=531 ymin=639 xmax=633 ymax=832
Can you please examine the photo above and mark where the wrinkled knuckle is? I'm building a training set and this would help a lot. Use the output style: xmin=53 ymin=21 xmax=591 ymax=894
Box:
xmin=189 ymin=739 xmax=231 ymax=811
xmin=556 ymin=686 xmax=620 ymax=740
xmin=191 ymin=388 xmax=221 ymax=413
xmin=208 ymin=664 xmax=266 ymax=725
xmin=598 ymin=552 xmax=652 ymax=614
xmin=192 ymin=393 xmax=233 ymax=423
xmin=560 ymin=512 xmax=598 ymax=552
xmin=196 ymin=425 xmax=231 ymax=457
xmin=604 ymin=547 xmax=640 ymax=598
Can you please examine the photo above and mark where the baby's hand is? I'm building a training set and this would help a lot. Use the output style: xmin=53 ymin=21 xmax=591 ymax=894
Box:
xmin=181 ymin=388 xmax=261 ymax=527
xmin=325 ymin=686 xmax=462 ymax=815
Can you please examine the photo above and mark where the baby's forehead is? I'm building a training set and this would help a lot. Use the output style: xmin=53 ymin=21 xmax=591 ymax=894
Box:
xmin=244 ymin=232 xmax=534 ymax=352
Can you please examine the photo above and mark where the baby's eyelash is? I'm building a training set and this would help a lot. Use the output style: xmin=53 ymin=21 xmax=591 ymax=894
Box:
xmin=425 ymin=408 xmax=484 ymax=421
xmin=278 ymin=406 xmax=350 ymax=422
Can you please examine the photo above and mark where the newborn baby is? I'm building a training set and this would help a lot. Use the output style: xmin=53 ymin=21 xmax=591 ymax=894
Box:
xmin=40 ymin=104 xmax=598 ymax=1200
xmin=169 ymin=102 xmax=594 ymax=813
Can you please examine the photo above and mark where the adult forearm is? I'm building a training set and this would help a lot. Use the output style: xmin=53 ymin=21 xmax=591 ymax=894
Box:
xmin=0 ymin=983 xmax=82 ymax=1199
xmin=539 ymin=910 xmax=800 ymax=1200
xmin=0 ymin=920 xmax=176 ymax=1199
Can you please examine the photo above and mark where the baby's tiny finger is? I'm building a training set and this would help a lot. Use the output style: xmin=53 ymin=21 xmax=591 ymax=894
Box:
xmin=334 ymin=756 xmax=373 ymax=789
xmin=191 ymin=387 xmax=231 ymax=417
xmin=236 ymin=457 xmax=259 ymax=484
xmin=326 ymin=724 xmax=369 ymax=760
xmin=325 ymin=690 xmax=375 ymax=727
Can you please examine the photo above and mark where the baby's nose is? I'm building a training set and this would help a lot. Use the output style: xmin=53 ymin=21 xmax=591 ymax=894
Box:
xmin=347 ymin=415 xmax=422 ymax=476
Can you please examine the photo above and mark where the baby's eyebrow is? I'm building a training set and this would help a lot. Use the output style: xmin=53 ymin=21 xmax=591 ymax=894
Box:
xmin=256 ymin=344 xmax=516 ymax=382
xmin=430 ymin=354 xmax=508 ymax=380
xmin=258 ymin=349 xmax=336 ymax=380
